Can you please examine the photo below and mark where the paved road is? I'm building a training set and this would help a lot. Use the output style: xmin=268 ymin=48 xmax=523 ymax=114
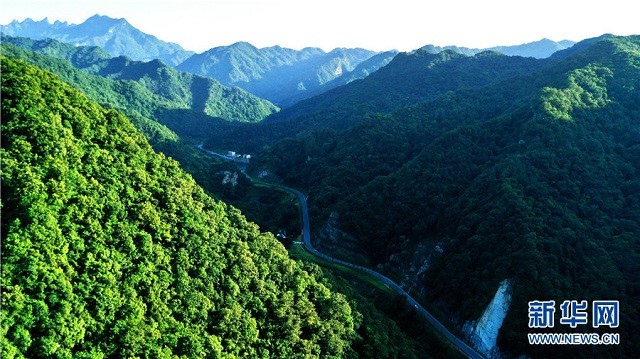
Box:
xmin=284 ymin=187 xmax=485 ymax=359
xmin=196 ymin=144 xmax=484 ymax=358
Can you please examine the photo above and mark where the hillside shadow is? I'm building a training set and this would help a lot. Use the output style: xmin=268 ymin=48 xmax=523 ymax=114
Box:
xmin=153 ymin=108 xmax=236 ymax=141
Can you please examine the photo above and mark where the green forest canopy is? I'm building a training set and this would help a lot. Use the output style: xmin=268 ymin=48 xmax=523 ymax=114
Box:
xmin=1 ymin=56 xmax=359 ymax=358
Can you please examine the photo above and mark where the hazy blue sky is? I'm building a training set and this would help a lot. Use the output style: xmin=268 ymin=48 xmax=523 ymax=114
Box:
xmin=2 ymin=0 xmax=638 ymax=52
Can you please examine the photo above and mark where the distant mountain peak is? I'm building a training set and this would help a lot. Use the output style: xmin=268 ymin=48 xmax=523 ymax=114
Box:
xmin=86 ymin=14 xmax=126 ymax=22
xmin=475 ymin=50 xmax=504 ymax=57
xmin=231 ymin=41 xmax=254 ymax=46
xmin=1 ymin=14 xmax=194 ymax=66
xmin=559 ymin=39 xmax=576 ymax=47
xmin=178 ymin=42 xmax=378 ymax=105
xmin=228 ymin=41 xmax=258 ymax=50
xmin=82 ymin=14 xmax=130 ymax=29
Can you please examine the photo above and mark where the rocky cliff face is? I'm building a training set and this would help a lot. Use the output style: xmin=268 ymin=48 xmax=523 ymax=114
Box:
xmin=376 ymin=241 xmax=447 ymax=299
xmin=463 ymin=279 xmax=512 ymax=358
xmin=314 ymin=211 xmax=369 ymax=264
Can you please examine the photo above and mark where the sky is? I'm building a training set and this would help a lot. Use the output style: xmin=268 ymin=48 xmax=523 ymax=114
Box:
xmin=2 ymin=0 xmax=639 ymax=53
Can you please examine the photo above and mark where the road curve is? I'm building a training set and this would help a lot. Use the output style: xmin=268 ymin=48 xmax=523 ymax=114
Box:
xmin=284 ymin=187 xmax=485 ymax=359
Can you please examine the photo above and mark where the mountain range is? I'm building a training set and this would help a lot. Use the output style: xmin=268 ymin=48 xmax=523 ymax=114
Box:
xmin=203 ymin=47 xmax=551 ymax=152
xmin=0 ymin=35 xmax=278 ymax=131
xmin=1 ymin=15 xmax=389 ymax=105
xmin=176 ymin=42 xmax=394 ymax=106
xmin=1 ymin=15 xmax=194 ymax=66
xmin=2 ymin=15 xmax=576 ymax=107
xmin=419 ymin=38 xmax=575 ymax=59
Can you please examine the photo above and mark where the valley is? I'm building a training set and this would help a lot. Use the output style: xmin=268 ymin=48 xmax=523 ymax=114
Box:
xmin=2 ymin=12 xmax=639 ymax=359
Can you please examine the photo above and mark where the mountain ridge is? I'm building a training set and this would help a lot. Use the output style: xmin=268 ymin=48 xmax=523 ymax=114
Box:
xmin=417 ymin=38 xmax=575 ymax=58
xmin=203 ymin=45 xmax=550 ymax=153
xmin=3 ymin=14 xmax=580 ymax=107
xmin=1 ymin=15 xmax=194 ymax=66
xmin=176 ymin=41 xmax=381 ymax=105
xmin=0 ymin=35 xmax=279 ymax=130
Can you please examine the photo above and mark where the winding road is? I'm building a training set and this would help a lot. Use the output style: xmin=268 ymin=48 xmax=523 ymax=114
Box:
xmin=284 ymin=187 xmax=485 ymax=359
xmin=197 ymin=144 xmax=484 ymax=358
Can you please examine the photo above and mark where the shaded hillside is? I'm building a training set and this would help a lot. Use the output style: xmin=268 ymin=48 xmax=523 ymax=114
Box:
xmin=1 ymin=36 xmax=278 ymax=129
xmin=269 ymin=48 xmax=542 ymax=121
xmin=212 ymin=48 xmax=548 ymax=155
xmin=253 ymin=35 xmax=640 ymax=358
xmin=1 ymin=14 xmax=194 ymax=66
xmin=3 ymin=37 xmax=277 ymax=122
xmin=0 ymin=56 xmax=359 ymax=358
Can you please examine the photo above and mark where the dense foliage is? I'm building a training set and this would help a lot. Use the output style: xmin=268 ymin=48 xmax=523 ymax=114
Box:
xmin=1 ymin=38 xmax=281 ymax=224
xmin=204 ymin=48 xmax=549 ymax=153
xmin=1 ymin=57 xmax=360 ymax=358
xmin=299 ymin=262 xmax=458 ymax=359
xmin=252 ymin=36 xmax=640 ymax=358
xmin=1 ymin=36 xmax=279 ymax=127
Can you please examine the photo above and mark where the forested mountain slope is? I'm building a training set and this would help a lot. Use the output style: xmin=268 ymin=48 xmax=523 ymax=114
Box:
xmin=1 ymin=36 xmax=278 ymax=129
xmin=252 ymin=35 xmax=640 ymax=358
xmin=176 ymin=42 xmax=379 ymax=106
xmin=346 ymin=37 xmax=640 ymax=359
xmin=0 ymin=37 xmax=282 ymax=222
xmin=0 ymin=56 xmax=359 ymax=358
xmin=204 ymin=48 xmax=549 ymax=153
